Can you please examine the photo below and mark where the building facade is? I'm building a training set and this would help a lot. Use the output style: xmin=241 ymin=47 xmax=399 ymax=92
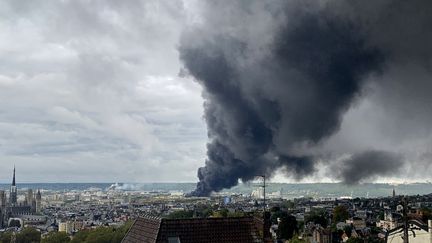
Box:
xmin=0 ymin=167 xmax=42 ymax=228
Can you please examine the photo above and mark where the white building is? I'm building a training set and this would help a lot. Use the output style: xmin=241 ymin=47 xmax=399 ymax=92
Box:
xmin=251 ymin=187 xmax=264 ymax=199
xmin=377 ymin=211 xmax=402 ymax=230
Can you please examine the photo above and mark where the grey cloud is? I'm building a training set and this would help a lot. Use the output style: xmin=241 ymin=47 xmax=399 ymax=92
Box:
xmin=334 ymin=151 xmax=404 ymax=184
xmin=1 ymin=0 xmax=432 ymax=186
xmin=180 ymin=0 xmax=432 ymax=195
xmin=0 ymin=0 xmax=206 ymax=183
xmin=180 ymin=0 xmax=385 ymax=196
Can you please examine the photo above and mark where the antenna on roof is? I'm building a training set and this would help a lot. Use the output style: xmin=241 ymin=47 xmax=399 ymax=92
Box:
xmin=402 ymin=197 xmax=409 ymax=243
xmin=256 ymin=175 xmax=266 ymax=213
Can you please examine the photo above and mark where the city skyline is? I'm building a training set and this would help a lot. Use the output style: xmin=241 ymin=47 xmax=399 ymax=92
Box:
xmin=1 ymin=1 xmax=432 ymax=243
xmin=0 ymin=0 xmax=431 ymax=187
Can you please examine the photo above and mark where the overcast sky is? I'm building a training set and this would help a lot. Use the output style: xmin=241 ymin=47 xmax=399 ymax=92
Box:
xmin=0 ymin=0 xmax=208 ymax=183
xmin=0 ymin=0 xmax=431 ymax=184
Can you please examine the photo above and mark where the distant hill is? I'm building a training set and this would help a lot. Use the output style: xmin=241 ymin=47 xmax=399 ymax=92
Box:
xmin=0 ymin=182 xmax=430 ymax=199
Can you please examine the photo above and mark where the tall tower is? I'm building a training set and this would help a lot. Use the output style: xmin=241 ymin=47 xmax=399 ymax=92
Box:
xmin=9 ymin=166 xmax=17 ymax=206
xmin=0 ymin=190 xmax=5 ymax=228
xmin=0 ymin=190 xmax=5 ymax=208
xmin=35 ymin=189 xmax=42 ymax=213
xmin=392 ymin=187 xmax=396 ymax=198
xmin=26 ymin=189 xmax=34 ymax=207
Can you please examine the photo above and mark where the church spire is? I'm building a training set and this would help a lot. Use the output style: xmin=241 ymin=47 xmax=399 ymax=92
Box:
xmin=12 ymin=165 xmax=16 ymax=186
xmin=10 ymin=165 xmax=17 ymax=205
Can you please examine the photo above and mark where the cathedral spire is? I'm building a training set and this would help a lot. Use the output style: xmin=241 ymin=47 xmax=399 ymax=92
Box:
xmin=12 ymin=165 xmax=16 ymax=186
xmin=10 ymin=165 xmax=17 ymax=205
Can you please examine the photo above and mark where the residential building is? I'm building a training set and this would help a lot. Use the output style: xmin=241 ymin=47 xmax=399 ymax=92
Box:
xmin=122 ymin=215 xmax=271 ymax=243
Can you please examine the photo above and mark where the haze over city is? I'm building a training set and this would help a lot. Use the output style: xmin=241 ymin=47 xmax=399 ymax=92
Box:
xmin=0 ymin=0 xmax=431 ymax=192
xmin=2 ymin=1 xmax=432 ymax=243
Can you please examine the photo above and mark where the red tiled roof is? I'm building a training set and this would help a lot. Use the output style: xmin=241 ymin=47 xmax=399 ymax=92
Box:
xmin=122 ymin=216 xmax=161 ymax=243
xmin=122 ymin=216 xmax=264 ymax=243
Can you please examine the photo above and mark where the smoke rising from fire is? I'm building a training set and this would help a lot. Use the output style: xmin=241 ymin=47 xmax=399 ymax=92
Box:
xmin=179 ymin=0 xmax=432 ymax=196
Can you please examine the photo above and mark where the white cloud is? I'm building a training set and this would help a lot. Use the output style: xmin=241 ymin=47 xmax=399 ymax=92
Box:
xmin=0 ymin=0 xmax=206 ymax=183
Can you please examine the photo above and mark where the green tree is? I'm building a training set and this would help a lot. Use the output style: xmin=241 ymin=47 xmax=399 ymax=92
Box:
xmin=212 ymin=209 xmax=229 ymax=218
xmin=305 ymin=209 xmax=328 ymax=227
xmin=85 ymin=227 xmax=115 ymax=243
xmin=16 ymin=227 xmax=41 ymax=243
xmin=420 ymin=207 xmax=432 ymax=222
xmin=271 ymin=209 xmax=286 ymax=224
xmin=378 ymin=211 xmax=384 ymax=220
xmin=343 ymin=225 xmax=353 ymax=237
xmin=195 ymin=206 xmax=213 ymax=218
xmin=70 ymin=230 xmax=90 ymax=243
xmin=227 ymin=211 xmax=245 ymax=217
xmin=41 ymin=232 xmax=70 ymax=243
xmin=0 ymin=232 xmax=12 ymax=243
xmin=111 ymin=221 xmax=134 ymax=243
xmin=270 ymin=206 xmax=281 ymax=212
xmin=277 ymin=213 xmax=298 ymax=240
xmin=290 ymin=234 xmax=307 ymax=243
xmin=167 ymin=210 xmax=194 ymax=219
xmin=333 ymin=205 xmax=349 ymax=223
xmin=70 ymin=221 xmax=132 ymax=243
xmin=284 ymin=201 xmax=295 ymax=209
xmin=346 ymin=237 xmax=363 ymax=243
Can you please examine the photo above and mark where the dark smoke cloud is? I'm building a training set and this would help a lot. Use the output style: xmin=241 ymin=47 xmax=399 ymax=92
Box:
xmin=335 ymin=151 xmax=403 ymax=185
xmin=179 ymin=0 xmax=432 ymax=196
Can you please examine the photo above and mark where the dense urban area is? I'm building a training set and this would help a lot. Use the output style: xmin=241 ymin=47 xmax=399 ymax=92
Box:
xmin=1 ymin=170 xmax=432 ymax=242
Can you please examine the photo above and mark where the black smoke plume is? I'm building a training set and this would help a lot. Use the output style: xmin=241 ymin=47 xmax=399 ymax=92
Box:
xmin=179 ymin=0 xmax=431 ymax=196
xmin=335 ymin=151 xmax=403 ymax=185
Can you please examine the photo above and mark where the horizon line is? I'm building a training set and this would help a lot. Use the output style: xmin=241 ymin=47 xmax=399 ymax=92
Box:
xmin=0 ymin=181 xmax=430 ymax=185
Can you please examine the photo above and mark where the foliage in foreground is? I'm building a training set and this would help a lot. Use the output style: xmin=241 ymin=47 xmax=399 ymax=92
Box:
xmin=41 ymin=232 xmax=70 ymax=243
xmin=0 ymin=227 xmax=41 ymax=243
xmin=71 ymin=221 xmax=133 ymax=243
xmin=0 ymin=221 xmax=132 ymax=243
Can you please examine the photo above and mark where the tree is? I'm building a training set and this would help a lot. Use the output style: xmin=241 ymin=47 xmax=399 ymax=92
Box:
xmin=70 ymin=221 xmax=132 ymax=243
xmin=9 ymin=219 xmax=21 ymax=228
xmin=227 ymin=211 xmax=245 ymax=217
xmin=378 ymin=211 xmax=384 ymax=220
xmin=305 ymin=209 xmax=328 ymax=228
xmin=333 ymin=205 xmax=349 ymax=223
xmin=270 ymin=206 xmax=281 ymax=212
xmin=70 ymin=230 xmax=90 ymax=243
xmin=71 ymin=227 xmax=116 ymax=243
xmin=277 ymin=213 xmax=298 ymax=240
xmin=346 ymin=237 xmax=363 ymax=243
xmin=420 ymin=207 xmax=432 ymax=222
xmin=110 ymin=221 xmax=134 ymax=243
xmin=343 ymin=225 xmax=353 ymax=237
xmin=0 ymin=232 xmax=12 ymax=243
xmin=85 ymin=227 xmax=115 ymax=243
xmin=271 ymin=209 xmax=287 ymax=224
xmin=283 ymin=201 xmax=295 ymax=209
xmin=16 ymin=227 xmax=41 ymax=243
xmin=167 ymin=210 xmax=194 ymax=219
xmin=42 ymin=232 xmax=70 ymax=243
xmin=212 ymin=209 xmax=229 ymax=218
xmin=195 ymin=206 xmax=213 ymax=218
xmin=290 ymin=235 xmax=307 ymax=243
